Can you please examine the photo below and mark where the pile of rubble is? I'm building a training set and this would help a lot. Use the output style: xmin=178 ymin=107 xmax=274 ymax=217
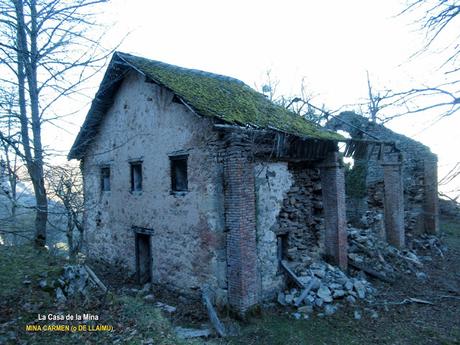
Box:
xmin=277 ymin=215 xmax=446 ymax=318
xmin=35 ymin=264 xmax=105 ymax=303
xmin=55 ymin=265 xmax=92 ymax=302
xmin=347 ymin=225 xmax=443 ymax=281
xmin=278 ymin=262 xmax=375 ymax=318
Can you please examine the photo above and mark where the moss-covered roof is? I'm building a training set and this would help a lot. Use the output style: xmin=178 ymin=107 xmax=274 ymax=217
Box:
xmin=69 ymin=52 xmax=342 ymax=159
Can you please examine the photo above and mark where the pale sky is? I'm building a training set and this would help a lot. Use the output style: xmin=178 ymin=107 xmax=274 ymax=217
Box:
xmin=48 ymin=0 xmax=459 ymax=196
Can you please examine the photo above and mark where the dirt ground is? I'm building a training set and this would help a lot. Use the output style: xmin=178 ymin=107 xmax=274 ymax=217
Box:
xmin=1 ymin=216 xmax=458 ymax=345
xmin=209 ymin=216 xmax=460 ymax=345
xmin=93 ymin=216 xmax=460 ymax=345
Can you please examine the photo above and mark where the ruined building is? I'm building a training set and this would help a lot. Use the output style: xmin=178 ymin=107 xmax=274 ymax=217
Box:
xmin=68 ymin=52 xmax=438 ymax=316
xmin=327 ymin=112 xmax=439 ymax=246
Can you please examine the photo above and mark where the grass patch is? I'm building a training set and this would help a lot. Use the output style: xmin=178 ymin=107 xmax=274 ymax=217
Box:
xmin=0 ymin=244 xmax=62 ymax=303
xmin=0 ymin=244 xmax=198 ymax=345
xmin=441 ymin=219 xmax=460 ymax=249
xmin=211 ymin=313 xmax=361 ymax=345
xmin=2 ymin=217 xmax=460 ymax=345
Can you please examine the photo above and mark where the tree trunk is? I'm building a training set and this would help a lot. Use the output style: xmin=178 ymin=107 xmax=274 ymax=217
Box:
xmin=14 ymin=0 xmax=48 ymax=247
xmin=32 ymin=174 xmax=48 ymax=247
xmin=67 ymin=210 xmax=75 ymax=260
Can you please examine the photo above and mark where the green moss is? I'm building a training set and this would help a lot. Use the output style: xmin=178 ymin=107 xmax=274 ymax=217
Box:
xmin=119 ymin=53 xmax=343 ymax=141
xmin=345 ymin=162 xmax=367 ymax=198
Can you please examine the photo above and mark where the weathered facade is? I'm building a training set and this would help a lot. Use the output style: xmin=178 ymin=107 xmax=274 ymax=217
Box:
xmin=79 ymin=70 xmax=229 ymax=301
xmin=70 ymin=53 xmax=423 ymax=317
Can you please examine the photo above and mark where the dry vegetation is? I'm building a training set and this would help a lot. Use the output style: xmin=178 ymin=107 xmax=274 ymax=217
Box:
xmin=0 ymin=216 xmax=459 ymax=345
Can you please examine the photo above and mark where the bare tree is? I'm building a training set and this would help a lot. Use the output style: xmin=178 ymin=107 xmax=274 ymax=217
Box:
xmin=347 ymin=2 xmax=460 ymax=123
xmin=0 ymin=0 xmax=113 ymax=246
xmin=46 ymin=163 xmax=83 ymax=259
xmin=0 ymin=88 xmax=24 ymax=243
xmin=364 ymin=71 xmax=393 ymax=123
xmin=439 ymin=162 xmax=460 ymax=201
xmin=259 ymin=72 xmax=327 ymax=124
xmin=391 ymin=0 xmax=460 ymax=117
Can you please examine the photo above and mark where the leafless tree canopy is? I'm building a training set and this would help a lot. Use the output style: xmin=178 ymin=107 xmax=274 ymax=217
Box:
xmin=258 ymin=71 xmax=327 ymax=124
xmin=0 ymin=0 xmax=114 ymax=246
xmin=46 ymin=163 xmax=83 ymax=258
xmin=390 ymin=0 xmax=460 ymax=118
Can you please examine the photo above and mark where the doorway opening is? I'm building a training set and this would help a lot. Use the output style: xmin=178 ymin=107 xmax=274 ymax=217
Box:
xmin=135 ymin=233 xmax=152 ymax=284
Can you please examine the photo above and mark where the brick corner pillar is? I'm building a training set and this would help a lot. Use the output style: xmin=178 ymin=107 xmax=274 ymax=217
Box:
xmin=319 ymin=151 xmax=348 ymax=270
xmin=382 ymin=160 xmax=405 ymax=248
xmin=223 ymin=137 xmax=260 ymax=317
xmin=423 ymin=157 xmax=440 ymax=235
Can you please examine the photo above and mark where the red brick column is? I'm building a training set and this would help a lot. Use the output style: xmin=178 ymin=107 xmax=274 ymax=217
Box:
xmin=423 ymin=158 xmax=439 ymax=234
xmin=319 ymin=152 xmax=348 ymax=270
xmin=382 ymin=161 xmax=405 ymax=248
xmin=224 ymin=139 xmax=260 ymax=316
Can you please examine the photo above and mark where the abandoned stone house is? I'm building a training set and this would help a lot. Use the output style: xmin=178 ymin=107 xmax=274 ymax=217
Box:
xmin=68 ymin=52 xmax=439 ymax=316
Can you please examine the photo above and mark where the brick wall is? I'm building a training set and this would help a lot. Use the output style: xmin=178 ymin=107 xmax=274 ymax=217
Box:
xmin=382 ymin=162 xmax=405 ymax=248
xmin=224 ymin=137 xmax=260 ymax=315
xmin=319 ymin=152 xmax=348 ymax=270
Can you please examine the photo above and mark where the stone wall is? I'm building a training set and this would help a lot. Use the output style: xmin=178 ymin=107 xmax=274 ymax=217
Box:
xmin=254 ymin=162 xmax=292 ymax=300
xmin=327 ymin=112 xmax=439 ymax=237
xmin=82 ymin=71 xmax=227 ymax=302
xmin=277 ymin=163 xmax=325 ymax=263
xmin=254 ymin=161 xmax=330 ymax=299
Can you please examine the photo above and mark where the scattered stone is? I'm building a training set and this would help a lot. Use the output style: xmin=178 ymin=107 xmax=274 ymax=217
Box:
xmin=292 ymin=312 xmax=301 ymax=320
xmin=416 ymin=272 xmax=428 ymax=281
xmin=329 ymin=283 xmax=342 ymax=290
xmin=324 ymin=304 xmax=338 ymax=316
xmin=155 ymin=302 xmax=176 ymax=313
xmin=354 ymin=281 xmax=366 ymax=299
xmin=285 ymin=294 xmax=294 ymax=304
xmin=277 ymin=292 xmax=287 ymax=306
xmin=317 ymin=285 xmax=332 ymax=303
xmin=279 ymin=259 xmax=376 ymax=317
xmin=175 ymin=327 xmax=211 ymax=339
xmin=61 ymin=265 xmax=90 ymax=297
xmin=312 ymin=269 xmax=326 ymax=278
xmin=354 ymin=310 xmax=362 ymax=320
xmin=143 ymin=294 xmax=155 ymax=302
xmin=38 ymin=279 xmax=47 ymax=289
xmin=346 ymin=296 xmax=356 ymax=304
xmin=55 ymin=287 xmax=66 ymax=303
xmin=310 ymin=277 xmax=321 ymax=290
xmin=141 ymin=283 xmax=151 ymax=293
xmin=345 ymin=281 xmax=353 ymax=291
xmin=298 ymin=305 xmax=313 ymax=314
xmin=333 ymin=289 xmax=345 ymax=298
xmin=315 ymin=297 xmax=324 ymax=307
xmin=306 ymin=295 xmax=315 ymax=304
